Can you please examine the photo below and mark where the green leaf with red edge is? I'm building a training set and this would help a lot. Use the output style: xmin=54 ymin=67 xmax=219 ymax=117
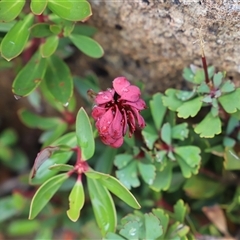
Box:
xmin=29 ymin=173 xmax=68 ymax=219
xmin=12 ymin=51 xmax=47 ymax=97
xmin=40 ymin=35 xmax=59 ymax=58
xmin=0 ymin=0 xmax=26 ymax=22
xmin=87 ymin=177 xmax=116 ymax=237
xmin=67 ymin=180 xmax=85 ymax=222
xmin=69 ymin=34 xmax=104 ymax=58
xmin=18 ymin=108 xmax=62 ymax=130
xmin=219 ymin=89 xmax=240 ymax=113
xmin=0 ymin=14 xmax=34 ymax=61
xmin=76 ymin=107 xmax=95 ymax=160
xmin=30 ymin=132 xmax=77 ymax=185
xmin=30 ymin=23 xmax=53 ymax=38
xmin=48 ymin=0 xmax=92 ymax=21
xmin=44 ymin=54 xmax=73 ymax=104
xmin=194 ymin=112 xmax=221 ymax=138
xmin=30 ymin=0 xmax=48 ymax=15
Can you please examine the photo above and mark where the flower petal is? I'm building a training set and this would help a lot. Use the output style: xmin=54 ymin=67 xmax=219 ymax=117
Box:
xmin=95 ymin=89 xmax=114 ymax=104
xmin=110 ymin=106 xmax=123 ymax=139
xmin=92 ymin=106 xmax=107 ymax=120
xmin=122 ymin=108 xmax=128 ymax=135
xmin=127 ymin=110 xmax=136 ymax=137
xmin=131 ymin=107 xmax=146 ymax=129
xmin=98 ymin=108 xmax=114 ymax=135
xmin=122 ymin=98 xmax=146 ymax=110
xmin=110 ymin=137 xmax=124 ymax=148
xmin=119 ymin=85 xmax=141 ymax=102
xmin=113 ymin=77 xmax=130 ymax=96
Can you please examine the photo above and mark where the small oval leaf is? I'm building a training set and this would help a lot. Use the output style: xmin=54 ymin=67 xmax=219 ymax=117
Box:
xmin=0 ymin=14 xmax=34 ymax=61
xmin=67 ymin=180 xmax=84 ymax=222
xmin=40 ymin=35 xmax=59 ymax=58
xmin=30 ymin=23 xmax=53 ymax=38
xmin=29 ymin=173 xmax=68 ymax=219
xmin=30 ymin=0 xmax=48 ymax=15
xmin=69 ymin=34 xmax=104 ymax=58
xmin=76 ymin=107 xmax=95 ymax=160
xmin=12 ymin=51 xmax=47 ymax=96
xmin=87 ymin=177 xmax=116 ymax=236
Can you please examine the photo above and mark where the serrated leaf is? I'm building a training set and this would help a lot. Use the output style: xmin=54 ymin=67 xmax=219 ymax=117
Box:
xmin=76 ymin=107 xmax=94 ymax=160
xmin=152 ymin=209 xmax=169 ymax=238
xmin=69 ymin=34 xmax=104 ymax=58
xmin=177 ymin=96 xmax=202 ymax=119
xmin=142 ymin=124 xmax=159 ymax=150
xmin=149 ymin=93 xmax=166 ymax=130
xmin=213 ymin=72 xmax=223 ymax=89
xmin=12 ymin=51 xmax=47 ymax=97
xmin=18 ymin=108 xmax=61 ymax=130
xmin=114 ymin=154 xmax=133 ymax=169
xmin=0 ymin=0 xmax=25 ymax=22
xmin=67 ymin=180 xmax=84 ymax=222
xmin=183 ymin=175 xmax=222 ymax=199
xmin=87 ymin=177 xmax=116 ymax=236
xmin=182 ymin=68 xmax=194 ymax=82
xmin=138 ymin=162 xmax=156 ymax=185
xmin=116 ymin=161 xmax=140 ymax=190
xmin=161 ymin=123 xmax=172 ymax=145
xmin=175 ymin=146 xmax=201 ymax=178
xmin=144 ymin=213 xmax=163 ymax=239
xmin=0 ymin=14 xmax=33 ymax=61
xmin=150 ymin=162 xmax=172 ymax=192
xmin=197 ymin=82 xmax=210 ymax=93
xmin=40 ymin=35 xmax=59 ymax=58
xmin=172 ymin=123 xmax=189 ymax=140
xmin=194 ymin=113 xmax=221 ymax=138
xmin=48 ymin=0 xmax=92 ymax=21
xmin=223 ymin=148 xmax=240 ymax=170
xmin=30 ymin=23 xmax=53 ymax=38
xmin=193 ymin=69 xmax=205 ymax=84
xmin=30 ymin=0 xmax=47 ymax=15
xmin=219 ymin=89 xmax=240 ymax=113
xmin=120 ymin=220 xmax=140 ymax=239
xmin=162 ymin=89 xmax=182 ymax=111
xmin=29 ymin=173 xmax=68 ymax=219
xmin=44 ymin=54 xmax=73 ymax=104
xmin=176 ymin=90 xmax=196 ymax=101
xmin=220 ymin=80 xmax=235 ymax=93
xmin=173 ymin=200 xmax=187 ymax=223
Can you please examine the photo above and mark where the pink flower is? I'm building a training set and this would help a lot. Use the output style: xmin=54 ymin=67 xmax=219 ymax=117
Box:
xmin=92 ymin=77 xmax=146 ymax=148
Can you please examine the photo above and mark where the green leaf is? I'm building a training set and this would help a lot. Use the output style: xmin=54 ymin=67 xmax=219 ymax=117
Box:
xmin=144 ymin=213 xmax=163 ymax=239
xmin=194 ymin=112 xmax=221 ymax=138
xmin=224 ymin=148 xmax=240 ymax=170
xmin=152 ymin=209 xmax=169 ymax=238
xmin=30 ymin=0 xmax=47 ymax=15
xmin=149 ymin=93 xmax=166 ymax=130
xmin=150 ymin=162 xmax=172 ymax=192
xmin=48 ymin=0 xmax=92 ymax=21
xmin=223 ymin=136 xmax=236 ymax=147
xmin=142 ymin=124 xmax=159 ymax=150
xmin=87 ymin=177 xmax=116 ymax=236
xmin=173 ymin=200 xmax=187 ymax=223
xmin=30 ymin=23 xmax=53 ymax=38
xmin=67 ymin=180 xmax=85 ymax=222
xmin=197 ymin=82 xmax=210 ymax=93
xmin=44 ymin=54 xmax=73 ymax=104
xmin=161 ymin=123 xmax=172 ymax=145
xmin=182 ymin=68 xmax=194 ymax=82
xmin=73 ymin=24 xmax=97 ymax=37
xmin=30 ymin=132 xmax=76 ymax=185
xmin=176 ymin=90 xmax=196 ymax=101
xmin=114 ymin=154 xmax=133 ymax=169
xmin=162 ymin=89 xmax=182 ymax=111
xmin=183 ymin=175 xmax=222 ymax=199
xmin=0 ymin=0 xmax=26 ymax=22
xmin=220 ymin=80 xmax=235 ymax=93
xmin=177 ymin=97 xmax=202 ymax=119
xmin=69 ymin=34 xmax=104 ymax=58
xmin=116 ymin=161 xmax=140 ymax=190
xmin=138 ymin=162 xmax=156 ymax=186
xmin=49 ymin=24 xmax=62 ymax=35
xmin=219 ymin=89 xmax=240 ymax=113
xmin=0 ymin=14 xmax=34 ymax=61
xmin=18 ymin=109 xmax=62 ymax=130
xmin=193 ymin=69 xmax=205 ymax=84
xmin=172 ymin=123 xmax=189 ymax=140
xmin=119 ymin=220 xmax=140 ymax=239
xmin=175 ymin=146 xmax=201 ymax=178
xmin=29 ymin=173 xmax=68 ymax=219
xmin=86 ymin=171 xmax=140 ymax=209
xmin=63 ymin=20 xmax=75 ymax=37
xmin=0 ymin=128 xmax=17 ymax=146
xmin=76 ymin=107 xmax=95 ymax=160
xmin=49 ymin=163 xmax=74 ymax=171
xmin=40 ymin=35 xmax=59 ymax=58
xmin=12 ymin=51 xmax=47 ymax=97
xmin=213 ymin=72 xmax=223 ymax=89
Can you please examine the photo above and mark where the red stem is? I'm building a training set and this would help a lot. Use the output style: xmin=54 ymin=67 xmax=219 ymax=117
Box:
xmin=201 ymin=56 xmax=210 ymax=84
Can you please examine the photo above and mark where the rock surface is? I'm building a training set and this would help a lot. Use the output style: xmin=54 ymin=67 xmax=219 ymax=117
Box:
xmin=86 ymin=0 xmax=240 ymax=92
